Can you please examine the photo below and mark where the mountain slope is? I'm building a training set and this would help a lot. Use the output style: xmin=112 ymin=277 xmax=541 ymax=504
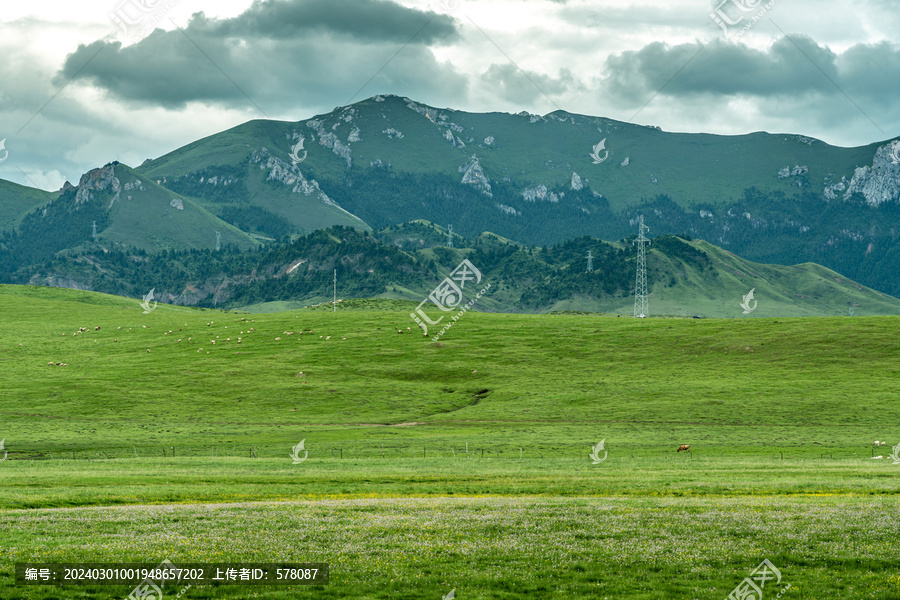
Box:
xmin=11 ymin=223 xmax=900 ymax=318
xmin=0 ymin=179 xmax=55 ymax=231
xmin=131 ymin=95 xmax=900 ymax=296
xmin=4 ymin=96 xmax=900 ymax=296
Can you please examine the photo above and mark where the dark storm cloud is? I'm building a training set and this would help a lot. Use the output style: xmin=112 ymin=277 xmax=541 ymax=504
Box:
xmin=600 ymin=36 xmax=900 ymax=107
xmin=193 ymin=0 xmax=459 ymax=43
xmin=56 ymin=0 xmax=463 ymax=110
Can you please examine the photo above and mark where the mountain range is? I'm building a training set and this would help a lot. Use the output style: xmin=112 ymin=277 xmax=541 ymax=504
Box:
xmin=1 ymin=95 xmax=899 ymax=302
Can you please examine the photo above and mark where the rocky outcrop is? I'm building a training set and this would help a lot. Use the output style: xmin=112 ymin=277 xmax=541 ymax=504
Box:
xmin=443 ymin=128 xmax=465 ymax=148
xmin=823 ymin=177 xmax=847 ymax=200
xmin=619 ymin=157 xmax=630 ymax=167
xmin=522 ymin=184 xmax=559 ymax=203
xmin=169 ymin=198 xmax=184 ymax=210
xmin=75 ymin=164 xmax=120 ymax=206
xmin=842 ymin=142 xmax=900 ymax=206
xmin=250 ymin=147 xmax=340 ymax=207
xmin=459 ymin=155 xmax=492 ymax=196
xmin=570 ymin=172 xmax=583 ymax=191
xmin=383 ymin=128 xmax=404 ymax=139
xmin=517 ymin=111 xmax=544 ymax=124
xmin=778 ymin=165 xmax=808 ymax=179
xmin=496 ymin=203 xmax=519 ymax=216
xmin=306 ymin=119 xmax=352 ymax=168
xmin=405 ymin=98 xmax=447 ymax=123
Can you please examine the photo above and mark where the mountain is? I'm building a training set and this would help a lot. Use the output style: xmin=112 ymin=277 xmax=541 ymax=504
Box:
xmin=132 ymin=94 xmax=900 ymax=294
xmin=10 ymin=222 xmax=899 ymax=318
xmin=0 ymin=162 xmax=261 ymax=281
xmin=2 ymin=95 xmax=900 ymax=295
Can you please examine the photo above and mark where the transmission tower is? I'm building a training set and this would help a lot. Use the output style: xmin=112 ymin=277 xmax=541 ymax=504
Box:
xmin=447 ymin=224 xmax=453 ymax=248
xmin=215 ymin=231 xmax=221 ymax=251
xmin=92 ymin=221 xmax=98 ymax=242
xmin=633 ymin=216 xmax=650 ymax=318
xmin=586 ymin=250 xmax=593 ymax=273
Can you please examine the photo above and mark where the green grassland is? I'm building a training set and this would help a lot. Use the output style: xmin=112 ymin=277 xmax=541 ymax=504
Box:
xmin=1 ymin=285 xmax=899 ymax=599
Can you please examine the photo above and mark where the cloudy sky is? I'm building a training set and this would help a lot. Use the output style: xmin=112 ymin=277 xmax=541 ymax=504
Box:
xmin=1 ymin=0 xmax=898 ymax=191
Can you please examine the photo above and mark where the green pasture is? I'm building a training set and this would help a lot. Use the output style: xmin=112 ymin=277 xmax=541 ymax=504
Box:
xmin=1 ymin=285 xmax=899 ymax=598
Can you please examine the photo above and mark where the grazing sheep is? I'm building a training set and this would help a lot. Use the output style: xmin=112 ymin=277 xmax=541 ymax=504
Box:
xmin=48 ymin=362 xmax=54 ymax=366
xmin=95 ymin=326 xmax=100 ymax=330
xmin=882 ymin=441 xmax=887 ymax=446
xmin=874 ymin=441 xmax=881 ymax=446
xmin=677 ymin=444 xmax=691 ymax=452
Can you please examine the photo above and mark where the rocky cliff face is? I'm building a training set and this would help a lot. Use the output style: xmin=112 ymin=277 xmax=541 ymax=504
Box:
xmin=459 ymin=155 xmax=492 ymax=196
xmin=843 ymin=142 xmax=900 ymax=206
xmin=249 ymin=147 xmax=356 ymax=216
xmin=75 ymin=164 xmax=120 ymax=206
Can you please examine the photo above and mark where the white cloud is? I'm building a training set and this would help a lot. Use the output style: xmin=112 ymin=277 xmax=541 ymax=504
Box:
xmin=0 ymin=0 xmax=897 ymax=189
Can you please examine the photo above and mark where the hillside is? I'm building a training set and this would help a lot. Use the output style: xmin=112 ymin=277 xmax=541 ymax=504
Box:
xmin=0 ymin=179 xmax=55 ymax=231
xmin=133 ymin=95 xmax=900 ymax=296
xmin=7 ymin=223 xmax=900 ymax=317
xmin=2 ymin=96 xmax=900 ymax=296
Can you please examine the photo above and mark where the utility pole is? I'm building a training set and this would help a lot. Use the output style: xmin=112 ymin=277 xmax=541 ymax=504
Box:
xmin=633 ymin=216 xmax=650 ymax=318
xmin=333 ymin=269 xmax=337 ymax=313
xmin=586 ymin=250 xmax=593 ymax=273
xmin=447 ymin=224 xmax=453 ymax=248
xmin=92 ymin=221 xmax=98 ymax=242
xmin=215 ymin=231 xmax=221 ymax=251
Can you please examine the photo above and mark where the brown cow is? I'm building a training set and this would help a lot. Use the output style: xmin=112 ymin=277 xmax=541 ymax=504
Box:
xmin=677 ymin=444 xmax=691 ymax=452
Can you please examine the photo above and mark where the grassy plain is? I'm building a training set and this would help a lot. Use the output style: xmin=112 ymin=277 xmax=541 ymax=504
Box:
xmin=1 ymin=285 xmax=899 ymax=598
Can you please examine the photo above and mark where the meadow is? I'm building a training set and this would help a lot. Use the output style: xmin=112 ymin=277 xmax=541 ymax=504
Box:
xmin=0 ymin=285 xmax=899 ymax=599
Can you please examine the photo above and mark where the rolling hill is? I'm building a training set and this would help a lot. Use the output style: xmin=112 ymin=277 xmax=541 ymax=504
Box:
xmin=7 ymin=222 xmax=899 ymax=317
